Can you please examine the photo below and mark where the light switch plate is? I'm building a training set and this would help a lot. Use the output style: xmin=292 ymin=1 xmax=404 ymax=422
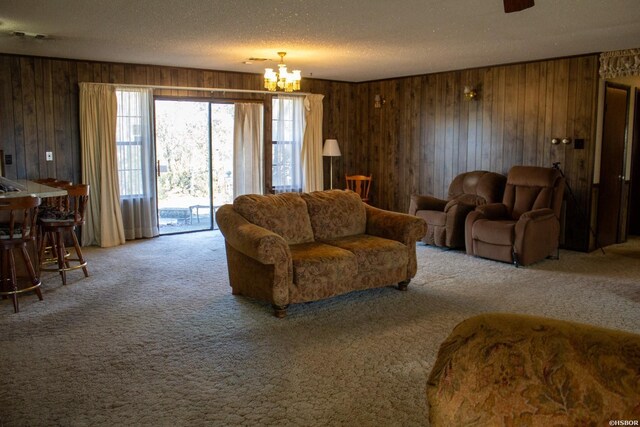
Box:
xmin=46 ymin=151 xmax=53 ymax=161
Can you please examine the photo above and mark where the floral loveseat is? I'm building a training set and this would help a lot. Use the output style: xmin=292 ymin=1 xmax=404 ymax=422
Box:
xmin=427 ymin=313 xmax=640 ymax=425
xmin=216 ymin=190 xmax=426 ymax=317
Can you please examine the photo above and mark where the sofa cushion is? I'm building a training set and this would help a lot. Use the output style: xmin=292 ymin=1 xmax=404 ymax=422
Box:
xmin=301 ymin=190 xmax=366 ymax=240
xmin=472 ymin=219 xmax=515 ymax=245
xmin=324 ymin=234 xmax=408 ymax=273
xmin=289 ymin=242 xmax=358 ymax=300
xmin=233 ymin=193 xmax=314 ymax=245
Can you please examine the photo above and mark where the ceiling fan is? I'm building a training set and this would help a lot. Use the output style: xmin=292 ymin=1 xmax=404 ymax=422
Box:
xmin=503 ymin=0 xmax=535 ymax=13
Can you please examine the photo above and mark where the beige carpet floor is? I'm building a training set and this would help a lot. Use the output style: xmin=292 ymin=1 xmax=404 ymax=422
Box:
xmin=1 ymin=232 xmax=639 ymax=426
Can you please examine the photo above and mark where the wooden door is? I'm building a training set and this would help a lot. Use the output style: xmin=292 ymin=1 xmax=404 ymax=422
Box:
xmin=628 ymin=88 xmax=640 ymax=236
xmin=597 ymin=83 xmax=629 ymax=247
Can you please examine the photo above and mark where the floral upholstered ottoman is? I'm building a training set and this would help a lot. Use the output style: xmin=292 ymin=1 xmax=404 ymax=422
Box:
xmin=427 ymin=313 xmax=640 ymax=426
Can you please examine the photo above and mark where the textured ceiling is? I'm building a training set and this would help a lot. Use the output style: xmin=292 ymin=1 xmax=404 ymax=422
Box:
xmin=1 ymin=0 xmax=639 ymax=82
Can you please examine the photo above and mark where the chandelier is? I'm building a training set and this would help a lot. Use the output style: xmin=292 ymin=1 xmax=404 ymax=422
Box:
xmin=264 ymin=52 xmax=302 ymax=92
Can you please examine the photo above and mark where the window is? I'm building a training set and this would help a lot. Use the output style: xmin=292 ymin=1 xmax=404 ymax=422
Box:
xmin=272 ymin=96 xmax=304 ymax=192
xmin=116 ymin=90 xmax=144 ymax=197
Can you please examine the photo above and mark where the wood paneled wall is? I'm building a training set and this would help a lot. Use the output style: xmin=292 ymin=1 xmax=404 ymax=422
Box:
xmin=344 ymin=55 xmax=599 ymax=250
xmin=0 ymin=54 xmax=354 ymax=193
xmin=0 ymin=53 xmax=599 ymax=250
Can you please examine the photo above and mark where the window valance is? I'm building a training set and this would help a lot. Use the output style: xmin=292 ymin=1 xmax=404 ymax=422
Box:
xmin=599 ymin=48 xmax=640 ymax=79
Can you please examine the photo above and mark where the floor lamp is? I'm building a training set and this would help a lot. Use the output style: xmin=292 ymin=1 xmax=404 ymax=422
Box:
xmin=323 ymin=139 xmax=341 ymax=189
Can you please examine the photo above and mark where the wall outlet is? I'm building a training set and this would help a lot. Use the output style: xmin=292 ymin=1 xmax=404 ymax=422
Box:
xmin=46 ymin=151 xmax=53 ymax=161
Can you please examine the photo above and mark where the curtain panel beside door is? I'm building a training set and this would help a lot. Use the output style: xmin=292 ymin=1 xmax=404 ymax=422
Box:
xmin=302 ymin=94 xmax=324 ymax=192
xmin=79 ymin=83 xmax=126 ymax=248
xmin=233 ymin=103 xmax=264 ymax=197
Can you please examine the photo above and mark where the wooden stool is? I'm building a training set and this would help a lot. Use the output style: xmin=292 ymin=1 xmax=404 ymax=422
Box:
xmin=36 ymin=180 xmax=74 ymax=267
xmin=38 ymin=184 xmax=89 ymax=286
xmin=0 ymin=196 xmax=42 ymax=313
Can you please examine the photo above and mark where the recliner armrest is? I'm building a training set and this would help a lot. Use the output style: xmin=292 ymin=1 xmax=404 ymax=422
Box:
xmin=464 ymin=204 xmax=508 ymax=255
xmin=444 ymin=199 xmax=475 ymax=214
xmin=519 ymin=208 xmax=556 ymax=221
xmin=366 ymin=204 xmax=427 ymax=245
xmin=474 ymin=203 xmax=508 ymax=220
xmin=215 ymin=204 xmax=291 ymax=265
xmin=409 ymin=194 xmax=448 ymax=215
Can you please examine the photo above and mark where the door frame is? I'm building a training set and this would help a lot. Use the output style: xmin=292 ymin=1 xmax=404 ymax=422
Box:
xmin=627 ymin=87 xmax=640 ymax=236
xmin=596 ymin=82 xmax=630 ymax=246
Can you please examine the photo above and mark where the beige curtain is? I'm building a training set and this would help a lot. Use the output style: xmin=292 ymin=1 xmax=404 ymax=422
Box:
xmin=302 ymin=94 xmax=324 ymax=192
xmin=233 ymin=103 xmax=264 ymax=197
xmin=80 ymin=83 xmax=126 ymax=247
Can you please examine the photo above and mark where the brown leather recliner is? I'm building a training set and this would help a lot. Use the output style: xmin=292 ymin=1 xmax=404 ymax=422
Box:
xmin=465 ymin=166 xmax=564 ymax=266
xmin=409 ymin=171 xmax=506 ymax=248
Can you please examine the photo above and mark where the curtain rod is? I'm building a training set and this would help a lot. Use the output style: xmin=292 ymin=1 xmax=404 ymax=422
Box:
xmin=90 ymin=82 xmax=311 ymax=96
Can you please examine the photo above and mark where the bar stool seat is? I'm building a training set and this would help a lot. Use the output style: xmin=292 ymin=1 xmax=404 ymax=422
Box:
xmin=0 ymin=196 xmax=42 ymax=313
xmin=38 ymin=184 xmax=89 ymax=286
xmin=35 ymin=179 xmax=73 ymax=263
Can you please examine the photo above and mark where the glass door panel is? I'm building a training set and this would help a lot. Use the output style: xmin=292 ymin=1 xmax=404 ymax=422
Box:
xmin=155 ymin=100 xmax=211 ymax=234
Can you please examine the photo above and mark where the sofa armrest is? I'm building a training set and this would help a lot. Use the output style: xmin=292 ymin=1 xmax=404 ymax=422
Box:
xmin=427 ymin=313 xmax=640 ymax=426
xmin=215 ymin=204 xmax=291 ymax=265
xmin=409 ymin=194 xmax=448 ymax=215
xmin=365 ymin=204 xmax=427 ymax=245
xmin=474 ymin=203 xmax=508 ymax=220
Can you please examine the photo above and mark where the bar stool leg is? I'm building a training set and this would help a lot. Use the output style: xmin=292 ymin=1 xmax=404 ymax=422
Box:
xmin=49 ymin=231 xmax=60 ymax=261
xmin=70 ymin=229 xmax=89 ymax=278
xmin=38 ymin=231 xmax=48 ymax=270
xmin=55 ymin=231 xmax=67 ymax=286
xmin=20 ymin=245 xmax=42 ymax=301
xmin=1 ymin=250 xmax=8 ymax=301
xmin=8 ymin=248 xmax=18 ymax=313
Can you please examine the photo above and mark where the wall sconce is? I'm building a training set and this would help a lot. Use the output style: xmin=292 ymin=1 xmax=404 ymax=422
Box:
xmin=551 ymin=138 xmax=572 ymax=145
xmin=374 ymin=94 xmax=386 ymax=108
xmin=463 ymin=86 xmax=477 ymax=101
xmin=12 ymin=31 xmax=49 ymax=40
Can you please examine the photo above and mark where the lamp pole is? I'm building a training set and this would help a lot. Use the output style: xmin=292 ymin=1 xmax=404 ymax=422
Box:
xmin=329 ymin=157 xmax=334 ymax=189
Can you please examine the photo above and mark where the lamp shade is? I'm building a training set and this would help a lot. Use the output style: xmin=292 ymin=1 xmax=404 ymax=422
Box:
xmin=323 ymin=139 xmax=341 ymax=157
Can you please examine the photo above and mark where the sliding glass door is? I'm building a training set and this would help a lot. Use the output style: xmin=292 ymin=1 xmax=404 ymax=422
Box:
xmin=154 ymin=100 xmax=235 ymax=235
xmin=155 ymin=100 xmax=209 ymax=234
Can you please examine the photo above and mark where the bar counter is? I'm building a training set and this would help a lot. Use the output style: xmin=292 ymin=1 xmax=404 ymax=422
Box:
xmin=0 ymin=177 xmax=67 ymax=199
